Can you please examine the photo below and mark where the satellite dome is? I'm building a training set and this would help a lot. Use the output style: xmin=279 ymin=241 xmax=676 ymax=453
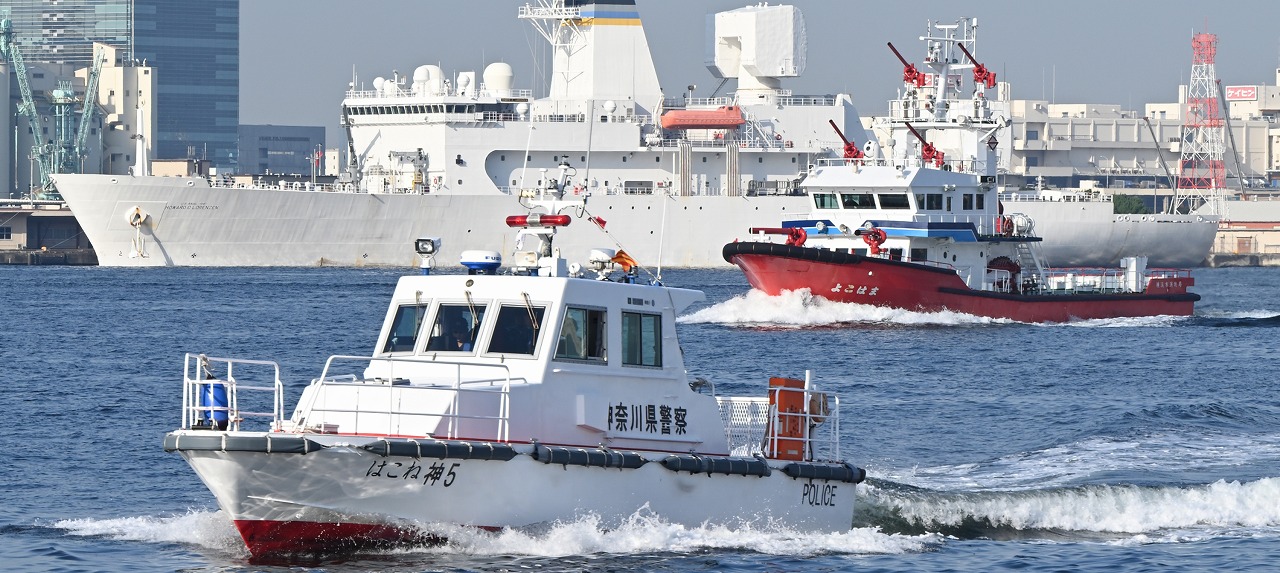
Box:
xmin=482 ymin=62 xmax=514 ymax=95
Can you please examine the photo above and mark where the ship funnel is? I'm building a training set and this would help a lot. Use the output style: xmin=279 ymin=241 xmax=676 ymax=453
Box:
xmin=707 ymin=4 xmax=806 ymax=98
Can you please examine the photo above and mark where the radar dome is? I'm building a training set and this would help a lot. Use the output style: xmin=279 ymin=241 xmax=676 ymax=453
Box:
xmin=603 ymin=100 xmax=617 ymax=113
xmin=482 ymin=62 xmax=514 ymax=96
xmin=422 ymin=65 xmax=444 ymax=95
xmin=516 ymin=102 xmax=529 ymax=116
xmin=373 ymin=77 xmax=386 ymax=91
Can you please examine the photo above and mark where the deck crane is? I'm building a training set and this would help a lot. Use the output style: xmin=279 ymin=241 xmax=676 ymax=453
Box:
xmin=0 ymin=18 xmax=55 ymax=197
xmin=337 ymin=104 xmax=362 ymax=189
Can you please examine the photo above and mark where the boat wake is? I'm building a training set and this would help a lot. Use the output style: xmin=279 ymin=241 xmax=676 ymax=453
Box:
xmin=858 ymin=476 xmax=1280 ymax=543
xmin=680 ymin=289 xmax=1011 ymax=327
xmin=49 ymin=508 xmax=938 ymax=559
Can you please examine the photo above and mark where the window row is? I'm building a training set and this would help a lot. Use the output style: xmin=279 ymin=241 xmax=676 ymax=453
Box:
xmin=812 ymin=191 xmax=987 ymax=211
xmin=381 ymin=302 xmax=662 ymax=367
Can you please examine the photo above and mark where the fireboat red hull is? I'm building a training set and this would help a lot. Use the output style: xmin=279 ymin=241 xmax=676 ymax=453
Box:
xmin=723 ymin=242 xmax=1199 ymax=323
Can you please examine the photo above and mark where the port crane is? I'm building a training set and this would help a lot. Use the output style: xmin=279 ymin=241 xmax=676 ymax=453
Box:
xmin=0 ymin=19 xmax=105 ymax=198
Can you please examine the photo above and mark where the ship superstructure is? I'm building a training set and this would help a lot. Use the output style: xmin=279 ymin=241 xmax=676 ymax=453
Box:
xmin=51 ymin=3 xmax=1214 ymax=268
xmin=55 ymin=1 xmax=864 ymax=267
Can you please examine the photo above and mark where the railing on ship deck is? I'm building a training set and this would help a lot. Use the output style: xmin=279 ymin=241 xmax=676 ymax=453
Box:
xmin=179 ymin=353 xmax=523 ymax=441
xmin=296 ymin=355 xmax=523 ymax=442
xmin=715 ymin=386 xmax=841 ymax=462
xmin=180 ymin=353 xmax=284 ymax=432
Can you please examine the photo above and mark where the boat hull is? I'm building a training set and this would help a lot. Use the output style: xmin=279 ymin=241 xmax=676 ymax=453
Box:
xmin=723 ymin=242 xmax=1199 ymax=322
xmin=54 ymin=174 xmax=1218 ymax=268
xmin=176 ymin=434 xmax=858 ymax=558
xmin=53 ymin=174 xmax=807 ymax=268
xmin=1003 ymin=200 xmax=1218 ymax=267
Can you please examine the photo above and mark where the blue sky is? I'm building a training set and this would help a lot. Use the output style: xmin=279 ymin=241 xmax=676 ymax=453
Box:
xmin=240 ymin=0 xmax=1278 ymax=145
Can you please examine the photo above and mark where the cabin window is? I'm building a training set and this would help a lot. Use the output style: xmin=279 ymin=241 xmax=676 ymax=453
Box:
xmin=487 ymin=305 xmax=546 ymax=355
xmin=946 ymin=196 xmax=953 ymax=211
xmin=887 ymin=248 xmax=904 ymax=261
xmin=556 ymin=307 xmax=607 ymax=362
xmin=976 ymin=193 xmax=985 ymax=210
xmin=910 ymin=248 xmax=928 ymax=262
xmin=812 ymin=193 xmax=838 ymax=209
xmin=382 ymin=303 xmax=430 ymax=353
xmin=878 ymin=194 xmax=910 ymax=209
xmin=962 ymin=194 xmax=974 ymax=210
xmin=840 ymin=193 xmax=874 ymax=209
xmin=426 ymin=304 xmax=487 ymax=352
xmin=622 ymin=311 xmax=662 ymax=368
xmin=923 ymin=193 xmax=943 ymax=210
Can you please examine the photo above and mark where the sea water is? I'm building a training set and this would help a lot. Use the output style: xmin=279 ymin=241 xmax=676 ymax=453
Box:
xmin=1 ymin=265 xmax=1277 ymax=572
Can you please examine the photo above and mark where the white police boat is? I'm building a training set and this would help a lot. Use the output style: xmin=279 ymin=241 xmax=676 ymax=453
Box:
xmin=163 ymin=162 xmax=865 ymax=559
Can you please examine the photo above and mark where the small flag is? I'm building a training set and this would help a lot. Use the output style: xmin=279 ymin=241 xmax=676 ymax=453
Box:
xmin=611 ymin=250 xmax=638 ymax=272
xmin=589 ymin=216 xmax=607 ymax=229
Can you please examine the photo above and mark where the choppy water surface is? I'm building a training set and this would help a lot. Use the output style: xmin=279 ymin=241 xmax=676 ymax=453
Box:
xmin=1 ymin=266 xmax=1277 ymax=572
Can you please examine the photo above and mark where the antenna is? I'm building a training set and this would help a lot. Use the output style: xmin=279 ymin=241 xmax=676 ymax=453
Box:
xmin=1170 ymin=31 xmax=1226 ymax=215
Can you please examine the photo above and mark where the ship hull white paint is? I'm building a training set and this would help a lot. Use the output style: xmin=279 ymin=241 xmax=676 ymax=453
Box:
xmin=180 ymin=442 xmax=854 ymax=533
xmin=55 ymin=173 xmax=809 ymax=267
xmin=57 ymin=174 xmax=1218 ymax=268
xmin=1005 ymin=200 xmax=1218 ymax=267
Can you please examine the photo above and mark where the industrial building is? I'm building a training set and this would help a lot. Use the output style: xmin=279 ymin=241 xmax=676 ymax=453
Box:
xmin=0 ymin=0 xmax=238 ymax=172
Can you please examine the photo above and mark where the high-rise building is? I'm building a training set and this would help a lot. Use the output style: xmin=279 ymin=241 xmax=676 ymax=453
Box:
xmin=0 ymin=0 xmax=238 ymax=171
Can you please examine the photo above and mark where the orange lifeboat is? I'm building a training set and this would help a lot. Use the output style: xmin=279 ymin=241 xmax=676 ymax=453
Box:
xmin=659 ymin=105 xmax=746 ymax=130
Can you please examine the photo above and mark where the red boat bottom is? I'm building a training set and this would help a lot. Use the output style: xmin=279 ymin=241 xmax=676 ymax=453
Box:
xmin=234 ymin=519 xmax=441 ymax=558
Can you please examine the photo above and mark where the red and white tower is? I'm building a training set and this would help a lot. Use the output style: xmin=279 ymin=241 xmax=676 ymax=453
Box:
xmin=1172 ymin=31 xmax=1226 ymax=215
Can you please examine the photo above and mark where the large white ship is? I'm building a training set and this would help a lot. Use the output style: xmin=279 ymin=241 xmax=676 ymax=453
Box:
xmin=1000 ymin=187 xmax=1218 ymax=267
xmin=52 ymin=1 xmax=1215 ymax=268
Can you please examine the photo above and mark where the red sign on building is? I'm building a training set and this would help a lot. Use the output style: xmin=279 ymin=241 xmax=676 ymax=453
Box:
xmin=1224 ymin=85 xmax=1258 ymax=101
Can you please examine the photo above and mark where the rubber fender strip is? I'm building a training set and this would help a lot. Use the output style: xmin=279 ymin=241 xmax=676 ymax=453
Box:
xmin=162 ymin=432 xmax=324 ymax=454
xmin=781 ymin=461 xmax=867 ymax=483
xmin=362 ymin=438 xmax=518 ymax=461
xmin=660 ymin=454 xmax=772 ymax=477
xmin=532 ymin=444 xmax=647 ymax=469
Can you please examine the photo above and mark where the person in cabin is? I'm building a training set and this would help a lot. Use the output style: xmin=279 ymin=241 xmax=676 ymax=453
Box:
xmin=557 ymin=315 xmax=585 ymax=359
xmin=448 ymin=318 xmax=473 ymax=351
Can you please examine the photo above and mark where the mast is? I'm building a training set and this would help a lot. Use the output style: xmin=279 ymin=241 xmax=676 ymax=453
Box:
xmin=1170 ymin=31 xmax=1226 ymax=215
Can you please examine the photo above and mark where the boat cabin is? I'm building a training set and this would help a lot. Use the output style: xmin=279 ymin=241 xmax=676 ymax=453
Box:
xmin=285 ymin=273 xmax=747 ymax=454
